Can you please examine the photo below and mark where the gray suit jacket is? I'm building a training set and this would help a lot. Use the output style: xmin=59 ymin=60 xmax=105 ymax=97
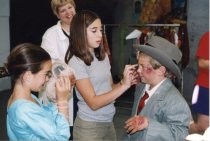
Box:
xmin=124 ymin=79 xmax=191 ymax=141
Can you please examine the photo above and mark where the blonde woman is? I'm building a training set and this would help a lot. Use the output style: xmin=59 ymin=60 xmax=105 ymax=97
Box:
xmin=41 ymin=0 xmax=76 ymax=61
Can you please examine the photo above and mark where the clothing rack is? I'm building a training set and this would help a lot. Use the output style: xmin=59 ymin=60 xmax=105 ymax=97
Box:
xmin=104 ymin=23 xmax=180 ymax=27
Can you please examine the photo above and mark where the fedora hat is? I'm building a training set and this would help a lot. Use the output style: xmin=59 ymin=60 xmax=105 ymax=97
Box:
xmin=134 ymin=35 xmax=182 ymax=79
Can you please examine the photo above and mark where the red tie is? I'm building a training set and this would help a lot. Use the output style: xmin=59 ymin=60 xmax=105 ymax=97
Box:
xmin=137 ymin=92 xmax=149 ymax=114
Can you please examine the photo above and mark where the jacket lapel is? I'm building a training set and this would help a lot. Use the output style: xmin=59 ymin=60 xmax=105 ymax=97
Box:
xmin=133 ymin=79 xmax=173 ymax=115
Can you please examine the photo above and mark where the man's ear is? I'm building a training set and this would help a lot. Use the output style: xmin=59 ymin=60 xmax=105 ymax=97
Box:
xmin=157 ymin=66 xmax=166 ymax=75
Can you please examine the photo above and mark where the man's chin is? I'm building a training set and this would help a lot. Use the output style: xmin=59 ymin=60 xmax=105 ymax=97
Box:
xmin=140 ymin=79 xmax=146 ymax=84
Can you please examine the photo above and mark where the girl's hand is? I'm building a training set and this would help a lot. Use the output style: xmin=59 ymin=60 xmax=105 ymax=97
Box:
xmin=69 ymin=74 xmax=76 ymax=86
xmin=130 ymin=64 xmax=141 ymax=85
xmin=121 ymin=64 xmax=139 ymax=88
xmin=55 ymin=76 xmax=71 ymax=101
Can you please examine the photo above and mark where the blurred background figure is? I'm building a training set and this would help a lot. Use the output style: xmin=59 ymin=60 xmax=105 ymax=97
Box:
xmin=41 ymin=0 xmax=76 ymax=62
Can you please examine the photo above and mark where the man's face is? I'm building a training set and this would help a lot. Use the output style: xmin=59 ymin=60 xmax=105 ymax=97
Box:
xmin=137 ymin=54 xmax=156 ymax=85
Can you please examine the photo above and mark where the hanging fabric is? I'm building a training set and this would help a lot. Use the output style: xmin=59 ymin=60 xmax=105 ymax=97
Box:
xmin=178 ymin=24 xmax=189 ymax=69
xmin=139 ymin=0 xmax=171 ymax=24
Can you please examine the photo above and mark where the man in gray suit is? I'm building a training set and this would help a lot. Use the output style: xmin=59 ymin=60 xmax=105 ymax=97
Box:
xmin=124 ymin=36 xmax=192 ymax=141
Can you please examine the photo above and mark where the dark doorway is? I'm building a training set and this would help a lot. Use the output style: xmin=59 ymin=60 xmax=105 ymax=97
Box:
xmin=10 ymin=0 xmax=57 ymax=49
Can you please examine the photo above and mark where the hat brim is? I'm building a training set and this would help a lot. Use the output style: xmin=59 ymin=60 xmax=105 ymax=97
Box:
xmin=134 ymin=44 xmax=182 ymax=80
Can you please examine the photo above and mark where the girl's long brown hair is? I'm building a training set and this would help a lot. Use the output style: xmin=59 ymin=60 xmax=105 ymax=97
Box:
xmin=65 ymin=10 xmax=106 ymax=66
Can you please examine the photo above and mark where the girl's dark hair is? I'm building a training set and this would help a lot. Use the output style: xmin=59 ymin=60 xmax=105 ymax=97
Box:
xmin=65 ymin=10 xmax=106 ymax=65
xmin=5 ymin=43 xmax=51 ymax=89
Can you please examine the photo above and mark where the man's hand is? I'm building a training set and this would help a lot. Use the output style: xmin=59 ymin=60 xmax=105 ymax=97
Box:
xmin=124 ymin=115 xmax=149 ymax=134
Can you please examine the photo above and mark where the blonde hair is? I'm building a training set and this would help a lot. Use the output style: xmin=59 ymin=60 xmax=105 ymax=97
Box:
xmin=51 ymin=0 xmax=76 ymax=16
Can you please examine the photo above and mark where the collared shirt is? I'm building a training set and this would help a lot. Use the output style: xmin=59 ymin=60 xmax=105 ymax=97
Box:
xmin=41 ymin=21 xmax=69 ymax=62
xmin=144 ymin=78 xmax=167 ymax=104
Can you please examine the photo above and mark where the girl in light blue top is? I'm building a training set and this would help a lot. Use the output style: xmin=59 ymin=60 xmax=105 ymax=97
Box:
xmin=6 ymin=43 xmax=71 ymax=141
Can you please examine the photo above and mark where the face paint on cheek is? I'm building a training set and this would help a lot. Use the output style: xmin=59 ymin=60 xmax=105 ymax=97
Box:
xmin=145 ymin=68 xmax=153 ymax=73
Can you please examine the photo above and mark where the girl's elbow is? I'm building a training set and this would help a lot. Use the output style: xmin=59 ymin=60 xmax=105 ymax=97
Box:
xmin=88 ymin=103 xmax=101 ymax=111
